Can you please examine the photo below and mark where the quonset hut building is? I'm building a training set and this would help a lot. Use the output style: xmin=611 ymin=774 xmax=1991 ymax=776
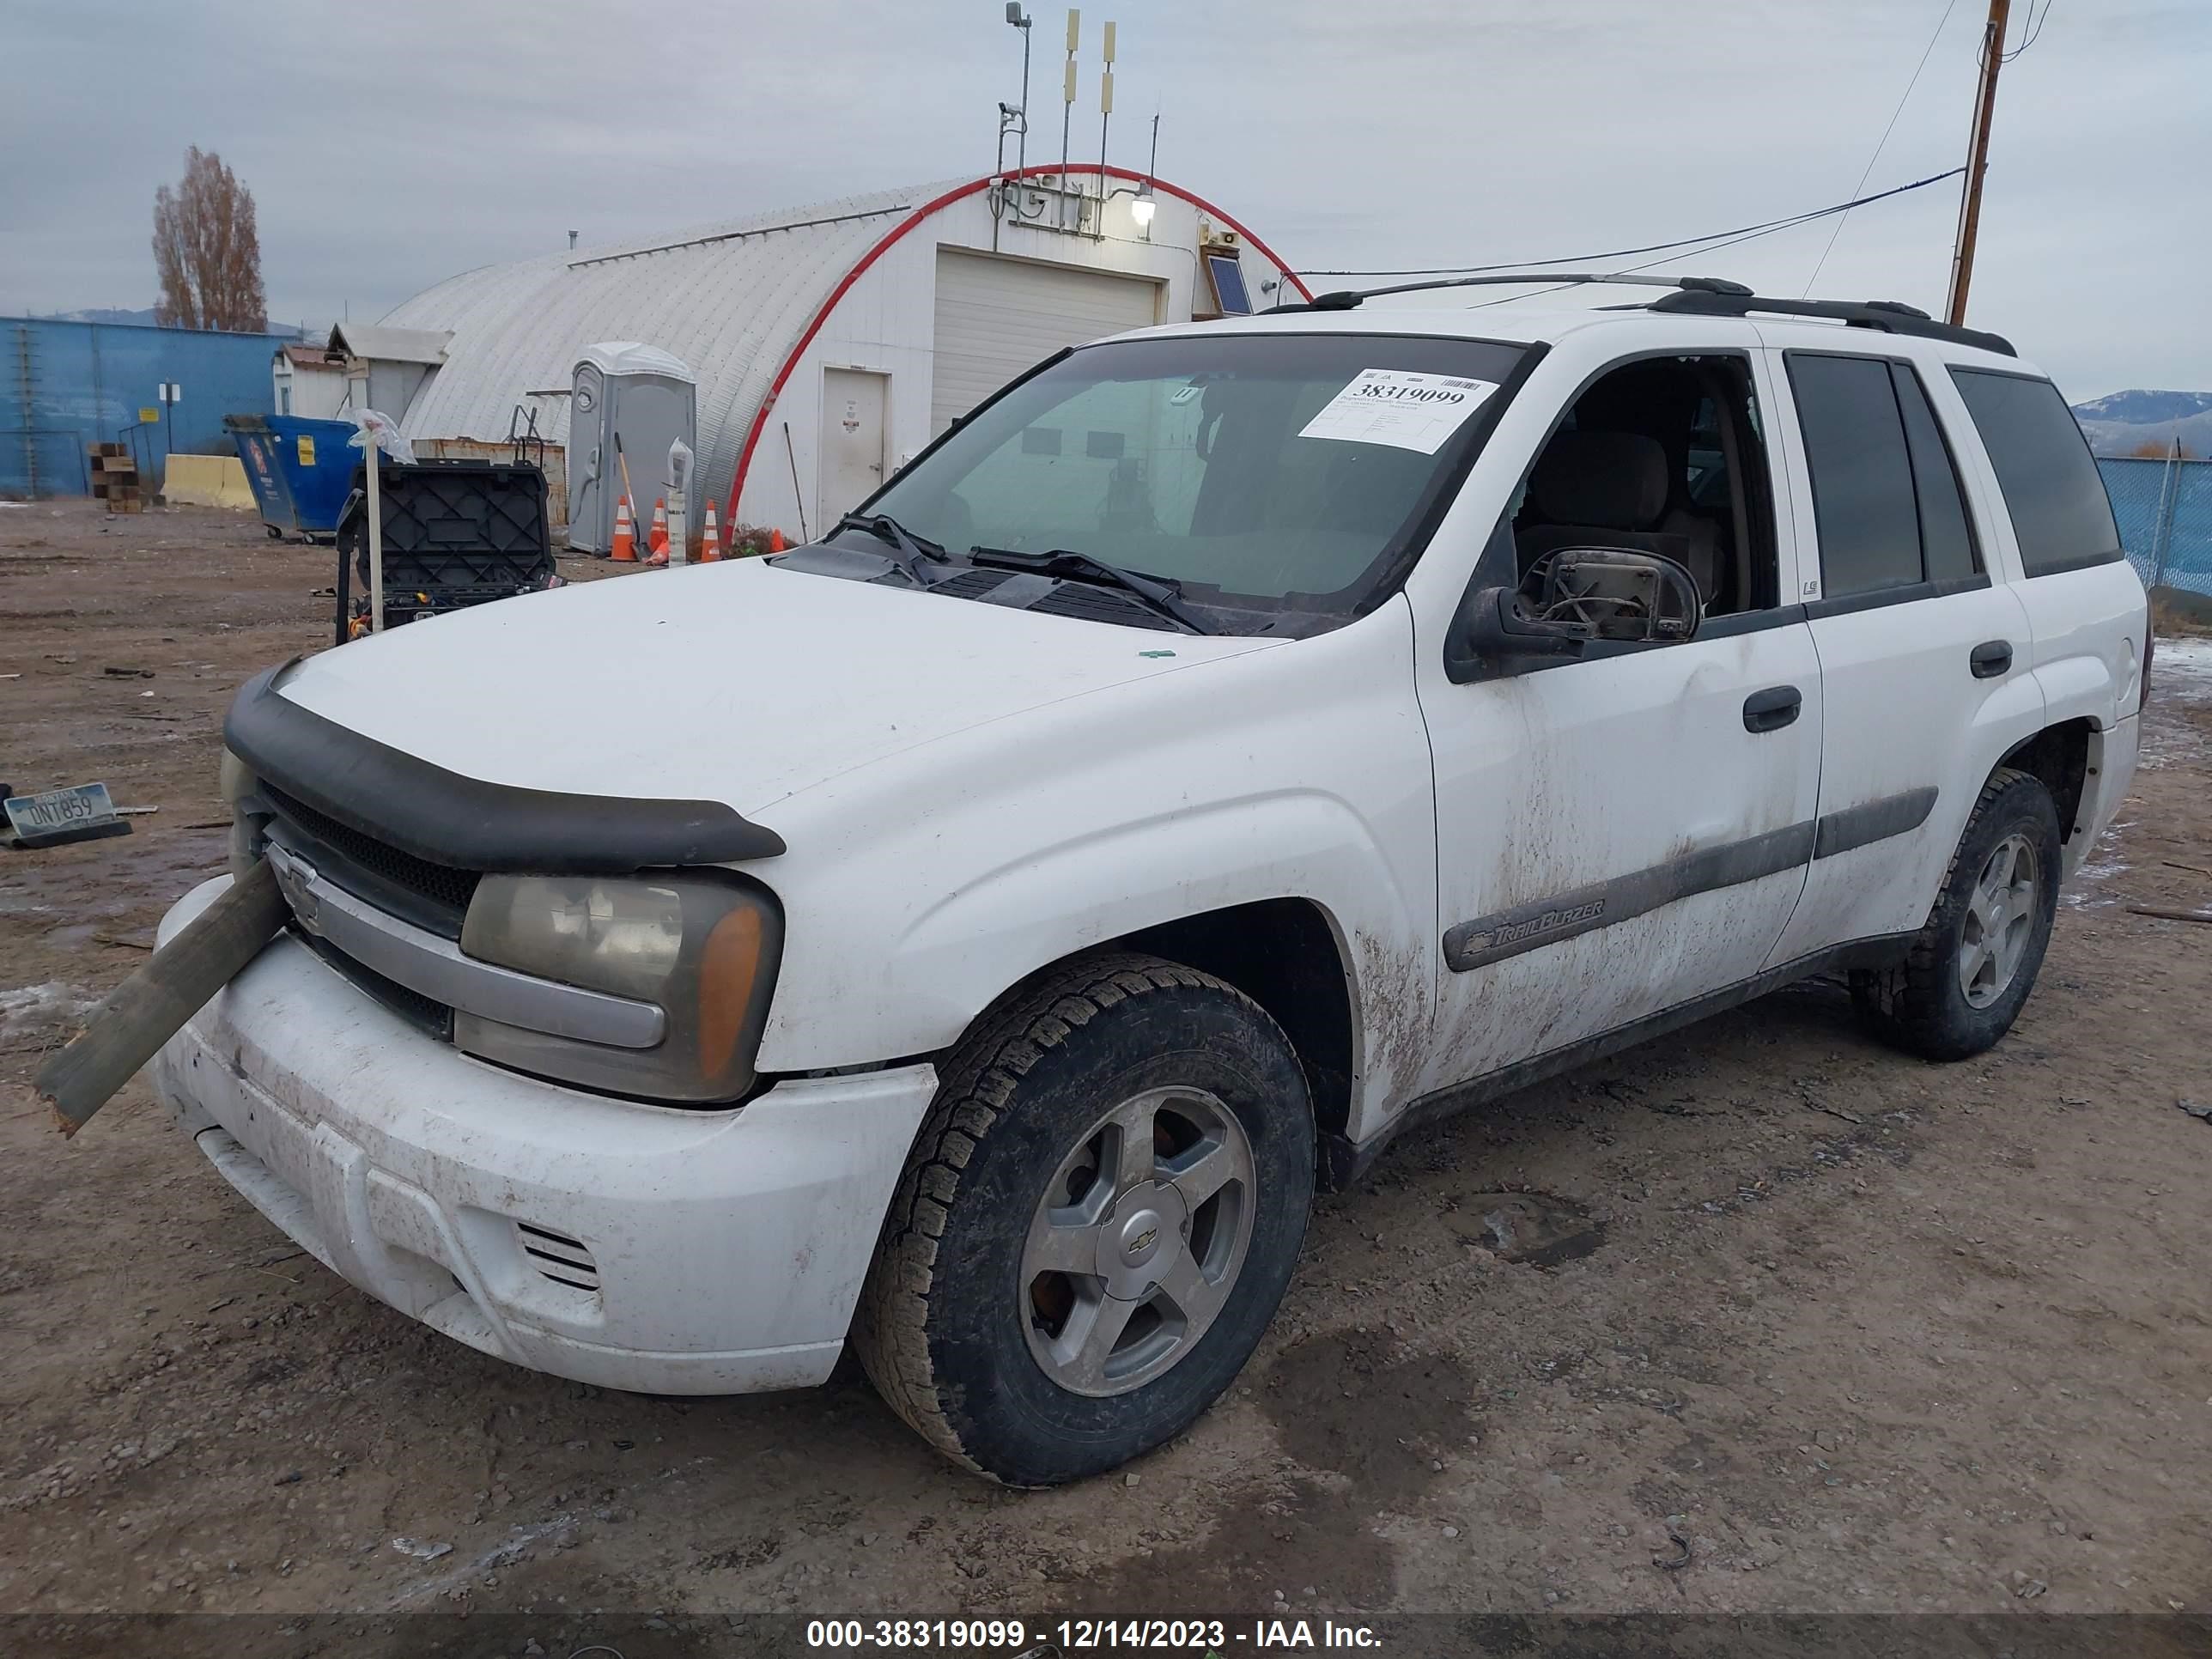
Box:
xmin=381 ymin=165 xmax=1310 ymax=545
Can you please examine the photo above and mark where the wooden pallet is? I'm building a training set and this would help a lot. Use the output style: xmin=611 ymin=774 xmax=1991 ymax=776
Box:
xmin=88 ymin=444 xmax=143 ymax=513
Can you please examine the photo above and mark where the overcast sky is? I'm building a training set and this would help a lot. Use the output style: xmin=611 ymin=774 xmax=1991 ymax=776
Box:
xmin=3 ymin=0 xmax=2205 ymax=398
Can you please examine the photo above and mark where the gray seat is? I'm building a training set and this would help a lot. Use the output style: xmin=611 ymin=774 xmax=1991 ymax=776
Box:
xmin=1516 ymin=429 xmax=1718 ymax=603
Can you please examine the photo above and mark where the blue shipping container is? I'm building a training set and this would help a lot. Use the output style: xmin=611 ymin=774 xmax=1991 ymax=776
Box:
xmin=0 ymin=315 xmax=300 ymax=498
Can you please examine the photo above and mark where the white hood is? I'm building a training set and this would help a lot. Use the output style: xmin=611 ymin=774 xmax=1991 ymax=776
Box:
xmin=273 ymin=559 xmax=1279 ymax=817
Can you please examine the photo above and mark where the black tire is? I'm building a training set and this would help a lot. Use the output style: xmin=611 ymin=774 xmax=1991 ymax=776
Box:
xmin=1850 ymin=767 xmax=2063 ymax=1061
xmin=851 ymin=951 xmax=1315 ymax=1486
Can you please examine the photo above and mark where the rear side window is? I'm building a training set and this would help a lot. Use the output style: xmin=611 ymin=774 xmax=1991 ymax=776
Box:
xmin=1949 ymin=369 xmax=2122 ymax=576
xmin=1787 ymin=354 xmax=1923 ymax=598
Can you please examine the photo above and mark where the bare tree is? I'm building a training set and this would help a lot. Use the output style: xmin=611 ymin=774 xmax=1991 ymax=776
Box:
xmin=152 ymin=148 xmax=266 ymax=332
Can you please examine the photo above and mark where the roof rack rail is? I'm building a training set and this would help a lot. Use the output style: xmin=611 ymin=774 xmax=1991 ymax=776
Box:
xmin=1266 ymin=272 xmax=1753 ymax=313
xmin=1648 ymin=289 xmax=2016 ymax=356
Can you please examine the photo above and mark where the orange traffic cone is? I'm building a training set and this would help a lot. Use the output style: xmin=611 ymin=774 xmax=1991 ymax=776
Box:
xmin=700 ymin=503 xmax=722 ymax=562
xmin=611 ymin=495 xmax=637 ymax=562
xmin=769 ymin=527 xmax=787 ymax=553
xmin=645 ymin=497 xmax=670 ymax=567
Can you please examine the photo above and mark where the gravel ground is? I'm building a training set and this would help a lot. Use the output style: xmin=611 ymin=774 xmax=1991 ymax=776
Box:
xmin=3 ymin=501 xmax=2209 ymax=1634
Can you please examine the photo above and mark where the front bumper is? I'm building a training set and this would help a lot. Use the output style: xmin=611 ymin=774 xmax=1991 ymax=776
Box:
xmin=151 ymin=876 xmax=937 ymax=1395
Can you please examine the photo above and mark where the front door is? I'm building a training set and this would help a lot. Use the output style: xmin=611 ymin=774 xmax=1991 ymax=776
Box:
xmin=1415 ymin=347 xmax=1824 ymax=1096
xmin=820 ymin=368 xmax=888 ymax=529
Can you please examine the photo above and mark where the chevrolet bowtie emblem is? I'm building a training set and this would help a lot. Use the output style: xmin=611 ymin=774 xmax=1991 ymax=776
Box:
xmin=268 ymin=846 xmax=323 ymax=935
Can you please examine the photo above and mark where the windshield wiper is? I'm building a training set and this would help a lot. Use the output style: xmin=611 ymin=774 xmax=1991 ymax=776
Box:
xmin=833 ymin=512 xmax=951 ymax=586
xmin=967 ymin=545 xmax=1217 ymax=635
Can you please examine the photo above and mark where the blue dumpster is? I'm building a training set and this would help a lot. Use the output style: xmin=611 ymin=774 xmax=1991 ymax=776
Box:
xmin=225 ymin=414 xmax=359 ymax=540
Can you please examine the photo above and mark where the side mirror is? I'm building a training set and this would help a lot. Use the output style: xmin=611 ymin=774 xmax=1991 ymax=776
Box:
xmin=1459 ymin=585 xmax=1590 ymax=675
xmin=1534 ymin=548 xmax=1701 ymax=645
xmin=1446 ymin=549 xmax=1703 ymax=683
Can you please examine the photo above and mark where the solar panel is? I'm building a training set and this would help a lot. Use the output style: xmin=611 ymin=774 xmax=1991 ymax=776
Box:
xmin=1207 ymin=254 xmax=1253 ymax=315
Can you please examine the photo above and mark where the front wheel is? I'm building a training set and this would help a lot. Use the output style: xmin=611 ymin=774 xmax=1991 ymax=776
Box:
xmin=852 ymin=952 xmax=1315 ymax=1486
xmin=1850 ymin=767 xmax=2063 ymax=1061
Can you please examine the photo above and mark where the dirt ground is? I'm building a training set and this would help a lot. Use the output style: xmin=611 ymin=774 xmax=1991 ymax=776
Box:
xmin=4 ymin=501 xmax=2210 ymax=1633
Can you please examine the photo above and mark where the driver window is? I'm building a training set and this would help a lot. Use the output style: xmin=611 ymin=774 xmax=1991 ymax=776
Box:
xmin=1503 ymin=355 xmax=1779 ymax=621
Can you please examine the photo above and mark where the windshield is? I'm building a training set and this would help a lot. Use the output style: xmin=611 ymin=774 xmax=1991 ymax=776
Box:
xmin=864 ymin=331 xmax=1528 ymax=629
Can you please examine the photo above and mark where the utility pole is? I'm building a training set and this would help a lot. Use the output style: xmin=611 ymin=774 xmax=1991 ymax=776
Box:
xmin=1945 ymin=0 xmax=2012 ymax=326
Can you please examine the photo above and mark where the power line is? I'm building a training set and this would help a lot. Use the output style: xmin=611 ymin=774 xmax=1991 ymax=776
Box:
xmin=1803 ymin=0 xmax=1962 ymax=297
xmin=1451 ymin=167 xmax=1967 ymax=313
xmin=2001 ymin=0 xmax=2053 ymax=60
xmin=1297 ymin=168 xmax=1966 ymax=281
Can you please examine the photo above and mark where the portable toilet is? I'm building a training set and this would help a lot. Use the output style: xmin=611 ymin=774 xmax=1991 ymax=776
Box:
xmin=566 ymin=343 xmax=696 ymax=554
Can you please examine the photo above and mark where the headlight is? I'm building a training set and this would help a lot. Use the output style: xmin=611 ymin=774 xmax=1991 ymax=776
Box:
xmin=458 ymin=872 xmax=781 ymax=1103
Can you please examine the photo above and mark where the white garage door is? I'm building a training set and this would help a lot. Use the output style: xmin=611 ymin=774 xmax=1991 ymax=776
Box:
xmin=931 ymin=249 xmax=1161 ymax=434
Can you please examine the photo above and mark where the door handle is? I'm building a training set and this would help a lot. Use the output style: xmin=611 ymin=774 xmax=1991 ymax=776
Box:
xmin=1970 ymin=640 xmax=2013 ymax=678
xmin=1742 ymin=685 xmax=1802 ymax=732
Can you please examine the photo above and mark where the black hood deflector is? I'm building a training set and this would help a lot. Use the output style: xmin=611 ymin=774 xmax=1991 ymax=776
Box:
xmin=224 ymin=659 xmax=785 ymax=872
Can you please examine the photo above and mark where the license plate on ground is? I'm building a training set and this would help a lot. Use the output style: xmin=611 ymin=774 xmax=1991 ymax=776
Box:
xmin=4 ymin=781 xmax=128 ymax=847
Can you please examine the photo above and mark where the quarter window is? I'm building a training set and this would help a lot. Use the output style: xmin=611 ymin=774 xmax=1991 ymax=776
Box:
xmin=1949 ymin=368 xmax=2123 ymax=577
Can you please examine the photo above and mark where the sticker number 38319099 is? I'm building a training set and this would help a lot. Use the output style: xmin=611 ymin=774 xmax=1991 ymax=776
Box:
xmin=1297 ymin=369 xmax=1501 ymax=455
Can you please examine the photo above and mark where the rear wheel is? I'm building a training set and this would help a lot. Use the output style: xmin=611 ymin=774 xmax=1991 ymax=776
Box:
xmin=1850 ymin=767 xmax=2062 ymax=1060
xmin=852 ymin=952 xmax=1314 ymax=1486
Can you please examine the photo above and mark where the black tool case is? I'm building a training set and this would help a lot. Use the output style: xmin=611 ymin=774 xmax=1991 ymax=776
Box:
xmin=333 ymin=457 xmax=557 ymax=644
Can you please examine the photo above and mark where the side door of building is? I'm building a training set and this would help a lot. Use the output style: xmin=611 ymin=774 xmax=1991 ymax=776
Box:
xmin=1759 ymin=343 xmax=2046 ymax=968
xmin=1413 ymin=335 xmax=1826 ymax=1098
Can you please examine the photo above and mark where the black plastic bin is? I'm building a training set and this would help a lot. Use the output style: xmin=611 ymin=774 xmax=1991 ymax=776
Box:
xmin=333 ymin=457 xmax=558 ymax=644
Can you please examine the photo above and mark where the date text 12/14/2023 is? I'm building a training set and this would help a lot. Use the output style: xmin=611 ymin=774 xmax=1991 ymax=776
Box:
xmin=804 ymin=1617 xmax=1384 ymax=1650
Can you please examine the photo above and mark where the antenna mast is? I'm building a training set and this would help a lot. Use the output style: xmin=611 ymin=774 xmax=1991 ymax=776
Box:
xmin=1096 ymin=20 xmax=1115 ymax=236
xmin=1060 ymin=7 xmax=1079 ymax=225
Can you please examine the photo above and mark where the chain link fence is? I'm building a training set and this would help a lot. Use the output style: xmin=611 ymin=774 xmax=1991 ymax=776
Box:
xmin=2099 ymin=455 xmax=2212 ymax=597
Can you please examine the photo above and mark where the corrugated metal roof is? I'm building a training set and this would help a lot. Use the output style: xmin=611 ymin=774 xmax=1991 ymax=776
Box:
xmin=383 ymin=181 xmax=951 ymax=517
xmin=328 ymin=323 xmax=452 ymax=364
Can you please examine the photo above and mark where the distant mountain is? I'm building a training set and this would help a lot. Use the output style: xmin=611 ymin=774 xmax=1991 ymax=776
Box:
xmin=48 ymin=306 xmax=160 ymax=326
xmin=2071 ymin=389 xmax=2212 ymax=459
xmin=2072 ymin=389 xmax=2212 ymax=426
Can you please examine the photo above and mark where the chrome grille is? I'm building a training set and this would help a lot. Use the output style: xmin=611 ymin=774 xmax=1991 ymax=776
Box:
xmin=260 ymin=783 xmax=480 ymax=936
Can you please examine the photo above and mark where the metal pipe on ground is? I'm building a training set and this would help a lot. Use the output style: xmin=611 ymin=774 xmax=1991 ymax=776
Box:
xmin=38 ymin=860 xmax=289 ymax=1138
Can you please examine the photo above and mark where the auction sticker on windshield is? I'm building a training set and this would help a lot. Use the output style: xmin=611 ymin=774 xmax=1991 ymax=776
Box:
xmin=1298 ymin=368 xmax=1500 ymax=454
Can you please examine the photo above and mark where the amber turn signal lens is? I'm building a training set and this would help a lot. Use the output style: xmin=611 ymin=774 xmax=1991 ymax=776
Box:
xmin=696 ymin=903 xmax=763 ymax=1079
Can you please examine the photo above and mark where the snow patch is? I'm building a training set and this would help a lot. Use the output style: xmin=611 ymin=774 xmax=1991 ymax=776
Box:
xmin=0 ymin=981 xmax=95 ymax=1036
xmin=2063 ymin=824 xmax=2130 ymax=909
xmin=2151 ymin=635 xmax=2212 ymax=705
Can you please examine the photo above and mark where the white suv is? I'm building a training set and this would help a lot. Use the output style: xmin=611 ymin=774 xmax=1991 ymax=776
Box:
xmin=155 ymin=276 xmax=2147 ymax=1485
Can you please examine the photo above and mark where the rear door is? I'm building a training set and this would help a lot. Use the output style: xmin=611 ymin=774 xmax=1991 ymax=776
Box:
xmin=1761 ymin=345 xmax=2045 ymax=966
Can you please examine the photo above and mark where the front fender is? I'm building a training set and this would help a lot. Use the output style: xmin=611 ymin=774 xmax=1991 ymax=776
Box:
xmin=894 ymin=790 xmax=1429 ymax=1100
xmin=751 ymin=599 xmax=1440 ymax=1131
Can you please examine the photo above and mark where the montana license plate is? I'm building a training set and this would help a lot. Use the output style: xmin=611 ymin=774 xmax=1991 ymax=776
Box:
xmin=3 ymin=781 xmax=130 ymax=848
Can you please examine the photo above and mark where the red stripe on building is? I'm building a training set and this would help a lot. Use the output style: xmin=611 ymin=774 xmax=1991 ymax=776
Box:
xmin=725 ymin=166 xmax=1316 ymax=530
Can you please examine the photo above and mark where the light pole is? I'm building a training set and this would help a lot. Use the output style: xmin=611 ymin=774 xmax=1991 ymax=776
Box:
xmin=1006 ymin=4 xmax=1032 ymax=173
